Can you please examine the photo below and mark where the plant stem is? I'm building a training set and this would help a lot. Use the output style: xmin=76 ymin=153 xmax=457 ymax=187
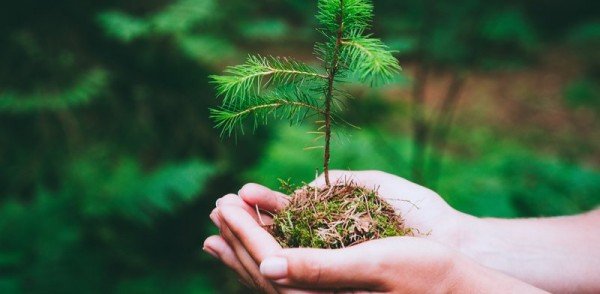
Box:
xmin=323 ymin=0 xmax=345 ymax=187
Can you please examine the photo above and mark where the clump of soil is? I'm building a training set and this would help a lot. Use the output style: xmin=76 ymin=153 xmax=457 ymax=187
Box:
xmin=270 ymin=182 xmax=412 ymax=249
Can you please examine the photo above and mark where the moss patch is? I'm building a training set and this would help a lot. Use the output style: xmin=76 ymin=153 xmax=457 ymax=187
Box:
xmin=270 ymin=183 xmax=412 ymax=249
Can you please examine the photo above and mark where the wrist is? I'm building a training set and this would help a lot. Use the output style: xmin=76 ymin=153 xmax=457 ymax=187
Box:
xmin=454 ymin=213 xmax=497 ymax=263
xmin=447 ymin=255 xmax=546 ymax=293
xmin=434 ymin=214 xmax=500 ymax=292
xmin=454 ymin=214 xmax=523 ymax=286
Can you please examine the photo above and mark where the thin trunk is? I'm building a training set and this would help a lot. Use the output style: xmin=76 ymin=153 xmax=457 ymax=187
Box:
xmin=323 ymin=0 xmax=345 ymax=187
xmin=57 ymin=109 xmax=81 ymax=151
xmin=410 ymin=0 xmax=436 ymax=185
xmin=410 ymin=64 xmax=430 ymax=184
xmin=428 ymin=71 xmax=466 ymax=188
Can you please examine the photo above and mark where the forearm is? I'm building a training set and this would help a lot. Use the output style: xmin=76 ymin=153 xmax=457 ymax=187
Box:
xmin=450 ymin=256 xmax=548 ymax=294
xmin=457 ymin=210 xmax=600 ymax=293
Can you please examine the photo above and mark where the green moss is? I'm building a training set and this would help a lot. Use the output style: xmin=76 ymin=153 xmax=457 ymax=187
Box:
xmin=271 ymin=184 xmax=411 ymax=249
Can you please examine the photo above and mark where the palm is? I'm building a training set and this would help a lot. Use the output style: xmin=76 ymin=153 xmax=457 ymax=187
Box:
xmin=248 ymin=170 xmax=462 ymax=248
xmin=207 ymin=170 xmax=464 ymax=293
xmin=349 ymin=171 xmax=461 ymax=245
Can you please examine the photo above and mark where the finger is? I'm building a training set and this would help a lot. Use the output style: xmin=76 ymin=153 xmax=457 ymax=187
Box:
xmin=216 ymin=205 xmax=327 ymax=294
xmin=203 ymin=235 xmax=256 ymax=288
xmin=309 ymin=170 xmax=358 ymax=188
xmin=309 ymin=171 xmax=414 ymax=206
xmin=210 ymin=208 xmax=221 ymax=229
xmin=280 ymin=287 xmax=340 ymax=294
xmin=212 ymin=204 xmax=270 ymax=232
xmin=216 ymin=222 xmax=319 ymax=294
xmin=309 ymin=170 xmax=396 ymax=191
xmin=219 ymin=216 xmax=280 ymax=294
xmin=219 ymin=204 xmax=282 ymax=263
xmin=259 ymin=243 xmax=387 ymax=290
xmin=278 ymin=285 xmax=374 ymax=294
xmin=216 ymin=205 xmax=373 ymax=294
xmin=239 ymin=183 xmax=290 ymax=213
xmin=217 ymin=194 xmax=274 ymax=225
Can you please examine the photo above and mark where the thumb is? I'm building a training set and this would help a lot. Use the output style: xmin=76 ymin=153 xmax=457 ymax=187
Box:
xmin=259 ymin=246 xmax=385 ymax=289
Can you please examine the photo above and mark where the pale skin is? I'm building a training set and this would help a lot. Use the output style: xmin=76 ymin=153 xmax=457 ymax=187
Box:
xmin=203 ymin=170 xmax=600 ymax=293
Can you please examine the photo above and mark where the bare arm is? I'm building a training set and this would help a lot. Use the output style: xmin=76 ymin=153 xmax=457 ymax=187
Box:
xmin=458 ymin=209 xmax=600 ymax=293
xmin=211 ymin=200 xmax=546 ymax=294
xmin=205 ymin=171 xmax=600 ymax=293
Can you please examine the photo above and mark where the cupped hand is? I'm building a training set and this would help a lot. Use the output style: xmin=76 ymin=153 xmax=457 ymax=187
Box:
xmin=258 ymin=236 xmax=544 ymax=293
xmin=242 ymin=170 xmax=472 ymax=247
xmin=205 ymin=195 xmax=544 ymax=293
xmin=204 ymin=170 xmax=469 ymax=292
xmin=315 ymin=171 xmax=465 ymax=242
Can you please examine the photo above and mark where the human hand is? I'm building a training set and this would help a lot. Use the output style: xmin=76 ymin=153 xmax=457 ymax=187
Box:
xmin=206 ymin=172 xmax=600 ymax=293
xmin=238 ymin=170 xmax=473 ymax=249
xmin=206 ymin=199 xmax=544 ymax=293
xmin=204 ymin=170 xmax=470 ymax=292
xmin=206 ymin=189 xmax=318 ymax=293
xmin=203 ymin=192 xmax=280 ymax=293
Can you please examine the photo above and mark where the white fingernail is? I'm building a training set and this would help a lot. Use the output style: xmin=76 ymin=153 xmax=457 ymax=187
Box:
xmin=260 ymin=257 xmax=288 ymax=279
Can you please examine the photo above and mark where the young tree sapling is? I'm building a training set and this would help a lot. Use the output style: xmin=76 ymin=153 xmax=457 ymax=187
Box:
xmin=210 ymin=0 xmax=411 ymax=248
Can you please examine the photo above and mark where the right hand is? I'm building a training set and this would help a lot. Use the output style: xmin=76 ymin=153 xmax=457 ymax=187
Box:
xmin=241 ymin=170 xmax=473 ymax=248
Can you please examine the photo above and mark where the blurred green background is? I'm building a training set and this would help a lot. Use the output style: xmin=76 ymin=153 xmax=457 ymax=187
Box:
xmin=0 ymin=0 xmax=598 ymax=293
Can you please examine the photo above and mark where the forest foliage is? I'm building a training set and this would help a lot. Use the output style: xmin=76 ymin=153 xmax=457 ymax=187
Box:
xmin=0 ymin=0 xmax=598 ymax=293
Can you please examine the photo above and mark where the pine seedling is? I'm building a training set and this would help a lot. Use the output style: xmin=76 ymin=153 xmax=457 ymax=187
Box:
xmin=210 ymin=0 xmax=400 ymax=186
xmin=210 ymin=0 xmax=410 ymax=249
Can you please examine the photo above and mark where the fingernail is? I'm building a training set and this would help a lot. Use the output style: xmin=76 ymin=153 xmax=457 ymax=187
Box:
xmin=215 ymin=198 xmax=222 ymax=207
xmin=209 ymin=212 xmax=221 ymax=228
xmin=260 ymin=257 xmax=288 ymax=279
xmin=203 ymin=246 xmax=219 ymax=259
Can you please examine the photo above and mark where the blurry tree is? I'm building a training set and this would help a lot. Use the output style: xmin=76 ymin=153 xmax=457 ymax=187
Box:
xmin=563 ymin=21 xmax=600 ymax=112
xmin=0 ymin=155 xmax=215 ymax=293
xmin=0 ymin=0 xmax=271 ymax=292
xmin=376 ymin=0 xmax=540 ymax=186
xmin=98 ymin=0 xmax=237 ymax=65
xmin=0 ymin=0 xmax=598 ymax=293
xmin=247 ymin=125 xmax=600 ymax=219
